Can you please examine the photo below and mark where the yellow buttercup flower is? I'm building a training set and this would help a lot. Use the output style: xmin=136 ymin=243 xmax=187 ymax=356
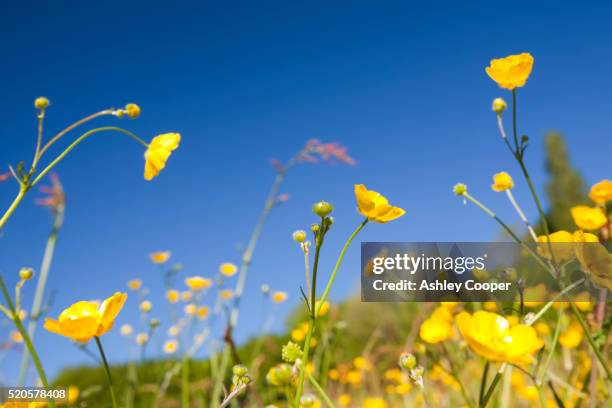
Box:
xmin=219 ymin=262 xmax=238 ymax=277
xmin=485 ymin=53 xmax=534 ymax=90
xmin=166 ymin=289 xmax=179 ymax=304
xmin=589 ymin=179 xmax=612 ymax=204
xmin=197 ymin=306 xmax=209 ymax=320
xmin=163 ymin=339 xmax=179 ymax=354
xmin=316 ymin=300 xmax=330 ymax=316
xmin=150 ymin=251 xmax=171 ymax=264
xmin=571 ymin=205 xmax=607 ymax=230
xmin=354 ymin=184 xmax=405 ymax=223
xmin=136 ymin=332 xmax=149 ymax=346
xmin=338 ymin=394 xmax=351 ymax=407
xmin=271 ymin=291 xmax=288 ymax=303
xmin=185 ymin=276 xmax=212 ymax=291
xmin=419 ymin=315 xmax=453 ymax=344
xmin=127 ymin=279 xmax=142 ymax=290
xmin=44 ymin=292 xmax=127 ymax=343
xmin=363 ymin=397 xmax=388 ymax=408
xmin=491 ymin=172 xmax=514 ymax=192
xmin=68 ymin=385 xmax=80 ymax=404
xmin=559 ymin=321 xmax=584 ymax=349
xmin=120 ymin=324 xmax=133 ymax=336
xmin=220 ymin=289 xmax=234 ymax=300
xmin=184 ymin=304 xmax=197 ymax=316
xmin=139 ymin=300 xmax=152 ymax=313
xmin=181 ymin=291 xmax=193 ymax=302
xmin=125 ymin=103 xmax=141 ymax=119
xmin=144 ymin=133 xmax=181 ymax=181
xmin=353 ymin=356 xmax=372 ymax=371
xmin=10 ymin=330 xmax=23 ymax=343
xmin=536 ymin=230 xmax=575 ymax=262
xmin=456 ymin=310 xmax=544 ymax=365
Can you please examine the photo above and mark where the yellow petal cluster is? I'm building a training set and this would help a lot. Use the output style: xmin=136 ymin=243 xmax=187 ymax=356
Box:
xmin=456 ymin=311 xmax=543 ymax=365
xmin=589 ymin=179 xmax=612 ymax=204
xmin=536 ymin=230 xmax=575 ymax=262
xmin=185 ymin=276 xmax=212 ymax=291
xmin=44 ymin=292 xmax=127 ymax=343
xmin=559 ymin=321 xmax=584 ymax=349
xmin=219 ymin=262 xmax=238 ymax=277
xmin=571 ymin=205 xmax=607 ymax=230
xmin=272 ymin=291 xmax=288 ymax=303
xmin=491 ymin=172 xmax=514 ymax=192
xmin=150 ymin=251 xmax=171 ymax=264
xmin=485 ymin=53 xmax=534 ymax=90
xmin=355 ymin=184 xmax=405 ymax=223
xmin=144 ymin=133 xmax=181 ymax=181
xmin=419 ymin=306 xmax=453 ymax=344
xmin=166 ymin=289 xmax=180 ymax=304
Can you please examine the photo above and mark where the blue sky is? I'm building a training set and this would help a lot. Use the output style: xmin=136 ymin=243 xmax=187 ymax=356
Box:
xmin=1 ymin=1 xmax=611 ymax=381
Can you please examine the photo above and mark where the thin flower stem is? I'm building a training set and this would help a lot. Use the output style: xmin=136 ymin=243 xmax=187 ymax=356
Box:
xmin=480 ymin=363 xmax=506 ymax=408
xmin=479 ymin=361 xmax=489 ymax=405
xmin=303 ymin=248 xmax=311 ymax=303
xmin=31 ymin=113 xmax=45 ymax=171
xmin=525 ymin=278 xmax=586 ymax=326
xmin=442 ymin=344 xmax=474 ymax=408
xmin=95 ymin=336 xmax=118 ymax=408
xmin=310 ymin=217 xmax=325 ymax=315
xmin=295 ymin=319 xmax=315 ymax=408
xmin=307 ymin=372 xmax=337 ymax=408
xmin=505 ymin=190 xmax=538 ymax=242
xmin=0 ymin=277 xmax=54 ymax=408
xmin=537 ymin=307 xmax=563 ymax=386
xmin=18 ymin=205 xmax=65 ymax=386
xmin=569 ymin=300 xmax=611 ymax=382
xmin=0 ymin=185 xmax=27 ymax=231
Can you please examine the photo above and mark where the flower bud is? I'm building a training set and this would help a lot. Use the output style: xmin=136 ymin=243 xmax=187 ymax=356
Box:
xmin=292 ymin=230 xmax=307 ymax=243
xmin=34 ymin=97 xmax=50 ymax=110
xmin=399 ymin=352 xmax=417 ymax=370
xmin=311 ymin=224 xmax=320 ymax=233
xmin=125 ymin=103 xmax=141 ymax=119
xmin=492 ymin=97 xmax=507 ymax=114
xmin=150 ymin=318 xmax=160 ymax=328
xmin=261 ymin=284 xmax=270 ymax=294
xmin=19 ymin=267 xmax=34 ymax=281
xmin=300 ymin=394 xmax=317 ymax=407
xmin=453 ymin=183 xmax=467 ymax=196
xmin=282 ymin=341 xmax=303 ymax=363
xmin=312 ymin=201 xmax=333 ymax=217
xmin=233 ymin=364 xmax=248 ymax=377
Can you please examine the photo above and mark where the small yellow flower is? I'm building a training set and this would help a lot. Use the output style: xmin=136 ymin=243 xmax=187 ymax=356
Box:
xmin=184 ymin=304 xmax=197 ymax=316
xmin=68 ymin=385 xmax=79 ymax=404
xmin=144 ymin=133 xmax=181 ymax=181
xmin=453 ymin=183 xmax=468 ymax=196
xmin=219 ymin=262 xmax=238 ymax=277
xmin=120 ymin=324 xmax=133 ymax=336
xmin=589 ymin=179 xmax=612 ymax=204
xmin=419 ymin=316 xmax=452 ymax=344
xmin=455 ymin=310 xmax=544 ymax=365
xmin=127 ymin=279 xmax=142 ymax=290
xmin=492 ymin=97 xmax=507 ymax=114
xmin=220 ymin=289 xmax=234 ymax=300
xmin=346 ymin=370 xmax=362 ymax=386
xmin=34 ymin=97 xmax=50 ymax=110
xmin=10 ymin=330 xmax=23 ymax=343
xmin=185 ymin=276 xmax=212 ymax=291
xmin=559 ymin=321 xmax=584 ymax=349
xmin=491 ymin=172 xmax=514 ymax=192
xmin=150 ymin=251 xmax=171 ymax=264
xmin=363 ymin=397 xmax=388 ymax=408
xmin=139 ymin=300 xmax=153 ymax=313
xmin=163 ymin=339 xmax=179 ymax=354
xmin=328 ymin=369 xmax=340 ymax=381
xmin=181 ymin=291 xmax=193 ymax=302
xmin=483 ymin=301 xmax=498 ymax=312
xmin=125 ymin=103 xmax=141 ymax=118
xmin=534 ymin=322 xmax=550 ymax=336
xmin=338 ymin=394 xmax=351 ymax=407
xmin=197 ymin=306 xmax=210 ymax=320
xmin=19 ymin=268 xmax=34 ymax=281
xmin=354 ymin=184 xmax=405 ymax=223
xmin=316 ymin=300 xmax=330 ymax=316
xmin=485 ymin=52 xmax=534 ymax=90
xmin=136 ymin=332 xmax=149 ymax=346
xmin=44 ymin=292 xmax=127 ymax=343
xmin=536 ymin=230 xmax=575 ymax=262
xmin=166 ymin=289 xmax=180 ymax=304
xmin=353 ymin=356 xmax=372 ymax=371
xmin=571 ymin=205 xmax=607 ymax=230
xmin=271 ymin=291 xmax=288 ymax=303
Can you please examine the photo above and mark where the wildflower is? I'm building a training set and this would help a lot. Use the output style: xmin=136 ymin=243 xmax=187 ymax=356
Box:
xmin=166 ymin=289 xmax=179 ymax=304
xmin=536 ymin=230 xmax=575 ymax=262
xmin=346 ymin=370 xmax=362 ymax=386
xmin=559 ymin=321 xmax=584 ymax=349
xmin=219 ymin=262 xmax=238 ymax=277
xmin=293 ymin=230 xmax=307 ymax=243
xmin=125 ymin=103 xmax=141 ymax=119
xmin=220 ymin=289 xmax=234 ymax=300
xmin=485 ymin=53 xmax=534 ymax=90
xmin=571 ymin=205 xmax=607 ymax=230
xmin=185 ymin=276 xmax=212 ymax=291
xmin=338 ymin=394 xmax=351 ymax=406
xmin=68 ymin=385 xmax=79 ymax=404
xmin=10 ymin=330 xmax=23 ymax=343
xmin=399 ymin=352 xmax=417 ymax=370
xmin=139 ymin=300 xmax=152 ymax=313
xmin=163 ymin=339 xmax=178 ymax=354
xmin=456 ymin=310 xmax=544 ymax=365
xmin=282 ymin=341 xmax=303 ymax=363
xmin=491 ymin=172 xmax=514 ymax=192
xmin=430 ymin=365 xmax=460 ymax=391
xmin=453 ymin=183 xmax=467 ymax=196
xmin=181 ymin=291 xmax=192 ymax=302
xmin=144 ymin=133 xmax=181 ymax=180
xmin=127 ymin=279 xmax=142 ymax=290
xmin=312 ymin=200 xmax=333 ymax=217
xmin=34 ymin=97 xmax=50 ymax=110
xmin=149 ymin=318 xmax=160 ymax=329
xmin=353 ymin=356 xmax=372 ymax=371
xmin=316 ymin=300 xmax=330 ymax=316
xmin=355 ymin=184 xmax=405 ymax=223
xmin=44 ymin=292 xmax=127 ymax=342
xmin=168 ymin=325 xmax=180 ymax=336
xmin=419 ymin=315 xmax=453 ymax=344
xmin=136 ymin=332 xmax=149 ymax=346
xmin=266 ymin=363 xmax=292 ymax=386
xmin=589 ymin=179 xmax=612 ymax=204
xmin=184 ymin=304 xmax=197 ymax=316
xmin=120 ymin=324 xmax=133 ymax=336
xmin=197 ymin=306 xmax=209 ymax=320
xmin=492 ymin=97 xmax=507 ymax=114
xmin=573 ymin=235 xmax=612 ymax=289
xmin=271 ymin=291 xmax=288 ymax=303
xmin=300 ymin=394 xmax=317 ymax=408
xmin=150 ymin=251 xmax=171 ymax=264
xmin=534 ymin=322 xmax=550 ymax=336
xmin=363 ymin=397 xmax=388 ymax=408
xmin=19 ymin=267 xmax=34 ymax=281
xmin=233 ymin=364 xmax=248 ymax=377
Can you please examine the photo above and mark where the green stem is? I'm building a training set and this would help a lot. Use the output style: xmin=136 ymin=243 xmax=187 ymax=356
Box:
xmin=0 ymin=185 xmax=27 ymax=231
xmin=307 ymin=372 xmax=337 ymax=408
xmin=95 ymin=336 xmax=118 ymax=408
xmin=480 ymin=364 xmax=505 ymax=407
xmin=537 ymin=307 xmax=563 ymax=386
xmin=526 ymin=278 xmax=586 ymax=326
xmin=182 ymin=355 xmax=190 ymax=407
xmin=569 ymin=301 xmax=611 ymax=382
xmin=479 ymin=361 xmax=490 ymax=405
xmin=0 ymin=277 xmax=54 ymax=408
xmin=310 ymin=217 xmax=325 ymax=315
xmin=294 ymin=318 xmax=315 ymax=408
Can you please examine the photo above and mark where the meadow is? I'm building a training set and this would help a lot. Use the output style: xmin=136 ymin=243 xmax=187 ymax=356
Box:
xmin=1 ymin=53 xmax=610 ymax=408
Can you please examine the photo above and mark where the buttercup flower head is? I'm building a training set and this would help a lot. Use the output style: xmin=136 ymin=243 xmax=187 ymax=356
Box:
xmin=589 ymin=179 xmax=612 ymax=204
xmin=355 ymin=184 xmax=405 ymax=223
xmin=139 ymin=300 xmax=152 ymax=313
xmin=491 ymin=172 xmax=514 ymax=192
xmin=34 ymin=96 xmax=50 ymax=110
xmin=136 ymin=332 xmax=149 ymax=346
xmin=486 ymin=53 xmax=534 ymax=90
xmin=127 ymin=279 xmax=142 ymax=290
xmin=144 ymin=133 xmax=181 ymax=181
xmin=185 ymin=276 xmax=212 ymax=291
xmin=120 ymin=324 xmax=133 ymax=336
xmin=124 ymin=103 xmax=141 ymax=119
xmin=150 ymin=251 xmax=171 ymax=264
xmin=164 ymin=339 xmax=178 ymax=354
xmin=219 ymin=262 xmax=238 ymax=277
xmin=492 ymin=97 xmax=507 ymax=114
xmin=271 ymin=291 xmax=288 ymax=303
xmin=453 ymin=183 xmax=467 ymax=196
xmin=166 ymin=289 xmax=179 ymax=304
xmin=44 ymin=292 xmax=127 ymax=343
xmin=571 ymin=205 xmax=607 ymax=230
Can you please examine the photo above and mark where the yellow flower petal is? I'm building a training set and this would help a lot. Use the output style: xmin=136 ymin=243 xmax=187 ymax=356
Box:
xmin=486 ymin=53 xmax=534 ymax=90
xmin=354 ymin=184 xmax=405 ymax=223
xmin=144 ymin=133 xmax=181 ymax=181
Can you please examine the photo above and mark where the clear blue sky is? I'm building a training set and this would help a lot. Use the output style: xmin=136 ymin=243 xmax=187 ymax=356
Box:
xmin=1 ymin=1 xmax=611 ymax=382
